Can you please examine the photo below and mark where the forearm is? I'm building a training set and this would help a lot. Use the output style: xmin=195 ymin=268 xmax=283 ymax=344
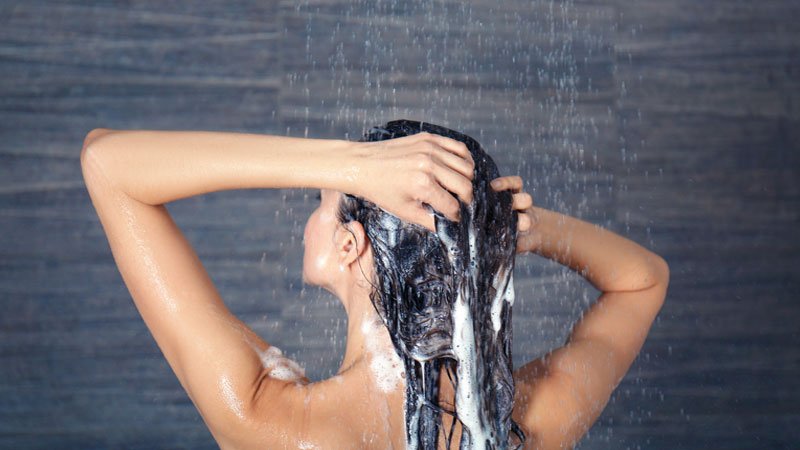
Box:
xmin=80 ymin=129 xmax=360 ymax=205
xmin=531 ymin=206 xmax=668 ymax=292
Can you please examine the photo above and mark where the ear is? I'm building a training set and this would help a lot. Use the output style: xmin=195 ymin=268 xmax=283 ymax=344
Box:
xmin=335 ymin=220 xmax=369 ymax=267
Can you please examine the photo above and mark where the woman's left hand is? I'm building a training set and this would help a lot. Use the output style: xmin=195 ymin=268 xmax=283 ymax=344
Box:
xmin=347 ymin=131 xmax=475 ymax=232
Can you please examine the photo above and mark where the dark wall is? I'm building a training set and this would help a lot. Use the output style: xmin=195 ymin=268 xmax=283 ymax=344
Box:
xmin=1 ymin=1 xmax=797 ymax=448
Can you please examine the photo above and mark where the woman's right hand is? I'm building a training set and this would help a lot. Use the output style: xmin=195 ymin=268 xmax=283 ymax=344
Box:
xmin=490 ymin=175 xmax=542 ymax=254
xmin=348 ymin=132 xmax=475 ymax=233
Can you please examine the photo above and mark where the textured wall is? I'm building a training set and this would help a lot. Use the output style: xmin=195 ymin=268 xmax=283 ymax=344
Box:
xmin=1 ymin=0 xmax=798 ymax=448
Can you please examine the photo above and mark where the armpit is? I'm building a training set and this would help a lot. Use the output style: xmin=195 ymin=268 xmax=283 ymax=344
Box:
xmin=256 ymin=345 xmax=307 ymax=382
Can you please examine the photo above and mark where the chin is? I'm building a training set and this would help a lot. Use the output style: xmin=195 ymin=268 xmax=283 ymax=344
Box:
xmin=301 ymin=265 xmax=320 ymax=287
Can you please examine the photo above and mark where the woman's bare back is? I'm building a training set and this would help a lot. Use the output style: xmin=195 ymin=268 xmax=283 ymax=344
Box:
xmin=292 ymin=364 xmax=467 ymax=450
xmin=294 ymin=272 xmax=670 ymax=450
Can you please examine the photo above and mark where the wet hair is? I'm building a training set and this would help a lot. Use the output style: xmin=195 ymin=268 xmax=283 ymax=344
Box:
xmin=336 ymin=120 xmax=525 ymax=449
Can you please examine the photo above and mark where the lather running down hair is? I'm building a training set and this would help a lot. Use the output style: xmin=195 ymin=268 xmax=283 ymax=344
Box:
xmin=81 ymin=118 xmax=670 ymax=449
xmin=337 ymin=120 xmax=524 ymax=449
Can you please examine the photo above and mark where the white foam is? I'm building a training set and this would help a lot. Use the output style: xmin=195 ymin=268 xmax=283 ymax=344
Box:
xmin=452 ymin=287 xmax=489 ymax=449
xmin=491 ymin=264 xmax=513 ymax=338
xmin=440 ymin=203 xmax=491 ymax=449
xmin=379 ymin=214 xmax=399 ymax=247
xmin=256 ymin=345 xmax=306 ymax=382
xmin=406 ymin=389 xmax=421 ymax=450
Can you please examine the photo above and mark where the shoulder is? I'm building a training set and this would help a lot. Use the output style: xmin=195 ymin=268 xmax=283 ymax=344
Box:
xmin=209 ymin=377 xmax=308 ymax=449
xmin=216 ymin=374 xmax=366 ymax=450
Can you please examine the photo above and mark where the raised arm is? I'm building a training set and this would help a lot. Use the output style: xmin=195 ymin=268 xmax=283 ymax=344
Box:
xmin=79 ymin=128 xmax=474 ymax=448
xmin=81 ymin=129 xmax=474 ymax=228
xmin=491 ymin=176 xmax=669 ymax=449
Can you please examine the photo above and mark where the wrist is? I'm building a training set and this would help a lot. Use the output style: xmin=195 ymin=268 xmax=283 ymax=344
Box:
xmin=529 ymin=207 xmax=569 ymax=257
xmin=335 ymin=140 xmax=371 ymax=197
xmin=296 ymin=137 xmax=359 ymax=192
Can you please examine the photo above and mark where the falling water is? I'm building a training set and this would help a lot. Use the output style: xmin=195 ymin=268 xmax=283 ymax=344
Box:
xmin=275 ymin=0 xmax=638 ymax=447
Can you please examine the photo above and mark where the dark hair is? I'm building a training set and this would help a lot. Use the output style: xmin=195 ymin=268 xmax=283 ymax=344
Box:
xmin=336 ymin=119 xmax=524 ymax=449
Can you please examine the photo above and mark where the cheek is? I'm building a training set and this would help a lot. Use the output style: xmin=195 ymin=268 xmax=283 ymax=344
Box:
xmin=302 ymin=214 xmax=334 ymax=283
xmin=302 ymin=217 xmax=317 ymax=277
xmin=310 ymin=229 xmax=333 ymax=270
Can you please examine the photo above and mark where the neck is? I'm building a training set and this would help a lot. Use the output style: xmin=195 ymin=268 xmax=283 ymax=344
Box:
xmin=329 ymin=254 xmax=405 ymax=393
xmin=337 ymin=289 xmax=405 ymax=395
xmin=333 ymin=266 xmax=375 ymax=373
xmin=338 ymin=290 xmax=381 ymax=374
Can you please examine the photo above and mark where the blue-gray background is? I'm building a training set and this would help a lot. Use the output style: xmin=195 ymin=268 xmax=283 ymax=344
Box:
xmin=1 ymin=1 xmax=798 ymax=449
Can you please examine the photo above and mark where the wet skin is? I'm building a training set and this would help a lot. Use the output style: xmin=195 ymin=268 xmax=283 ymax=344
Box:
xmin=81 ymin=128 xmax=669 ymax=449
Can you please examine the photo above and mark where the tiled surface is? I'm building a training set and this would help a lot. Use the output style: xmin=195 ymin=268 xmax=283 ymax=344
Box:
xmin=0 ymin=0 xmax=797 ymax=448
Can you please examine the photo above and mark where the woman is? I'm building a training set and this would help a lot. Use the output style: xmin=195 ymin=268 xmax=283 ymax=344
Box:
xmin=81 ymin=120 xmax=669 ymax=450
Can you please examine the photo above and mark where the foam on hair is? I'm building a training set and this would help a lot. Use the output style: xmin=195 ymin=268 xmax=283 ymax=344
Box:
xmin=337 ymin=119 xmax=525 ymax=449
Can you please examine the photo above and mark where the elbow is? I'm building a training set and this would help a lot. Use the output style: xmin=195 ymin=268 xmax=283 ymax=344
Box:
xmin=653 ymin=254 xmax=670 ymax=287
xmin=649 ymin=255 xmax=670 ymax=310
xmin=81 ymin=128 xmax=119 ymax=184
xmin=80 ymin=128 xmax=115 ymax=165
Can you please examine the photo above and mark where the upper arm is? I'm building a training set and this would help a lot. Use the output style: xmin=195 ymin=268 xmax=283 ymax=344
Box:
xmin=512 ymin=261 xmax=669 ymax=449
xmin=80 ymin=130 xmax=310 ymax=447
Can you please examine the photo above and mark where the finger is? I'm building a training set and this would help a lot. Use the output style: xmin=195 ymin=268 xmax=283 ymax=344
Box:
xmin=424 ymin=133 xmax=475 ymax=170
xmin=513 ymin=192 xmax=533 ymax=211
xmin=420 ymin=183 xmax=462 ymax=223
xmin=409 ymin=205 xmax=436 ymax=232
xmin=432 ymin=162 xmax=474 ymax=204
xmin=490 ymin=175 xmax=523 ymax=193
xmin=432 ymin=146 xmax=475 ymax=180
xmin=399 ymin=202 xmax=436 ymax=232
